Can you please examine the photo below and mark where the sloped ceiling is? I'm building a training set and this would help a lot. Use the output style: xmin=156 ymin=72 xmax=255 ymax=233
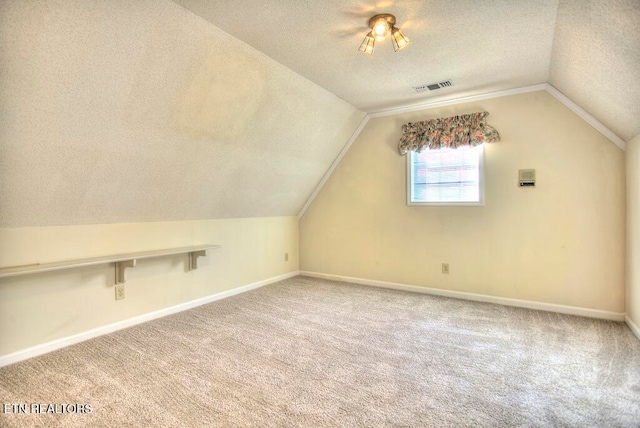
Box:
xmin=0 ymin=0 xmax=364 ymax=227
xmin=550 ymin=0 xmax=640 ymax=141
xmin=1 ymin=1 xmax=638 ymax=228
xmin=175 ymin=0 xmax=639 ymax=141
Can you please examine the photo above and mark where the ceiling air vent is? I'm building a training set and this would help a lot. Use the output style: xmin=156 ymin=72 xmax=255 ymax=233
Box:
xmin=413 ymin=80 xmax=453 ymax=93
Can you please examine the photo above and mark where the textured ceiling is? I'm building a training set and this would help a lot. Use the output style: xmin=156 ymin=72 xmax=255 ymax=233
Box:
xmin=175 ymin=0 xmax=639 ymax=142
xmin=550 ymin=0 xmax=640 ymax=141
xmin=1 ymin=0 xmax=637 ymax=228
xmin=0 ymin=0 xmax=364 ymax=227
xmin=174 ymin=0 xmax=559 ymax=111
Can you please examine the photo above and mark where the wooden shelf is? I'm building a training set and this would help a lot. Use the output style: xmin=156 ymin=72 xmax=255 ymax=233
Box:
xmin=0 ymin=244 xmax=221 ymax=283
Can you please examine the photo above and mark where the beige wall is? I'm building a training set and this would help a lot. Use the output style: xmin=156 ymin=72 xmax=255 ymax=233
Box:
xmin=627 ymin=134 xmax=640 ymax=326
xmin=0 ymin=217 xmax=298 ymax=355
xmin=300 ymin=91 xmax=626 ymax=312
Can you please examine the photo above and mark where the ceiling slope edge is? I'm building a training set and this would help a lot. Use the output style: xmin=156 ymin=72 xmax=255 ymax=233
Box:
xmin=544 ymin=84 xmax=626 ymax=151
xmin=297 ymin=83 xmax=626 ymax=219
xmin=366 ymin=84 xmax=548 ymax=118
xmin=296 ymin=115 xmax=370 ymax=220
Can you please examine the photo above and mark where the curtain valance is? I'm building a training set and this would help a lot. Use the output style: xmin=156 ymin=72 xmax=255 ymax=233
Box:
xmin=397 ymin=111 xmax=500 ymax=155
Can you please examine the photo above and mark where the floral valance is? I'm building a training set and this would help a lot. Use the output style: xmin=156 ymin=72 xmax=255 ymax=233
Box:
xmin=397 ymin=111 xmax=500 ymax=155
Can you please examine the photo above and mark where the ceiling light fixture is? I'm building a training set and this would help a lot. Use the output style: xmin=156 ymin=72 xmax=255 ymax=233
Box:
xmin=359 ymin=14 xmax=410 ymax=55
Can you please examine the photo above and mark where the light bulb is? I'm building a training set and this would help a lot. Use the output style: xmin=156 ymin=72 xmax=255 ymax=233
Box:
xmin=372 ymin=19 xmax=390 ymax=40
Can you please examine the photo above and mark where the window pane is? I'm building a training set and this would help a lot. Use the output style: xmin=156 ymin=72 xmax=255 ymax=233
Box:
xmin=410 ymin=145 xmax=482 ymax=204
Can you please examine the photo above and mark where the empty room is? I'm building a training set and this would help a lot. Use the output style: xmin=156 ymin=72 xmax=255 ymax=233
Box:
xmin=1 ymin=0 xmax=639 ymax=426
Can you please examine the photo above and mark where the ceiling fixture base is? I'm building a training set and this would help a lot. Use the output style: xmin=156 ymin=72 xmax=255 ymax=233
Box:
xmin=368 ymin=14 xmax=396 ymax=30
xmin=359 ymin=13 xmax=410 ymax=55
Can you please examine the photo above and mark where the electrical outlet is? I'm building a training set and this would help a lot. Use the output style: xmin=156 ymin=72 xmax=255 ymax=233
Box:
xmin=442 ymin=263 xmax=450 ymax=274
xmin=115 ymin=284 xmax=125 ymax=300
xmin=284 ymin=252 xmax=289 ymax=262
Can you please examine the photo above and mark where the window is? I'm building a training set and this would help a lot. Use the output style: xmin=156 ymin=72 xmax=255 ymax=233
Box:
xmin=407 ymin=145 xmax=484 ymax=205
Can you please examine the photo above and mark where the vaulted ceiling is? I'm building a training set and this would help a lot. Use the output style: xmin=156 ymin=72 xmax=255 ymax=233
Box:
xmin=550 ymin=0 xmax=639 ymax=142
xmin=176 ymin=0 xmax=640 ymax=141
xmin=0 ymin=0 xmax=638 ymax=227
xmin=0 ymin=0 xmax=364 ymax=227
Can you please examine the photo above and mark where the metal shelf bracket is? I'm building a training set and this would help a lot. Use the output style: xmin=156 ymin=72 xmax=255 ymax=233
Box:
xmin=115 ymin=259 xmax=136 ymax=284
xmin=188 ymin=250 xmax=207 ymax=271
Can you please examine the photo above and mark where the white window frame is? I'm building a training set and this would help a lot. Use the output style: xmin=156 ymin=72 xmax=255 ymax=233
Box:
xmin=406 ymin=145 xmax=485 ymax=206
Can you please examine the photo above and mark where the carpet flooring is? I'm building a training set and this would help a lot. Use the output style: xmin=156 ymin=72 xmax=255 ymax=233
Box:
xmin=1 ymin=276 xmax=639 ymax=427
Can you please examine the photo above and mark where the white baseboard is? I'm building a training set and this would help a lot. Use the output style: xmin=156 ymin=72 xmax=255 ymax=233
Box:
xmin=0 ymin=271 xmax=299 ymax=368
xmin=625 ymin=315 xmax=640 ymax=340
xmin=300 ymin=271 xmax=625 ymax=322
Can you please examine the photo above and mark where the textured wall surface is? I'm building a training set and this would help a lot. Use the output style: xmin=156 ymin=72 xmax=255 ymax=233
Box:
xmin=0 ymin=217 xmax=299 ymax=355
xmin=0 ymin=0 xmax=364 ymax=227
xmin=550 ymin=0 xmax=640 ymax=141
xmin=626 ymin=134 xmax=640 ymax=326
xmin=300 ymin=91 xmax=626 ymax=312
